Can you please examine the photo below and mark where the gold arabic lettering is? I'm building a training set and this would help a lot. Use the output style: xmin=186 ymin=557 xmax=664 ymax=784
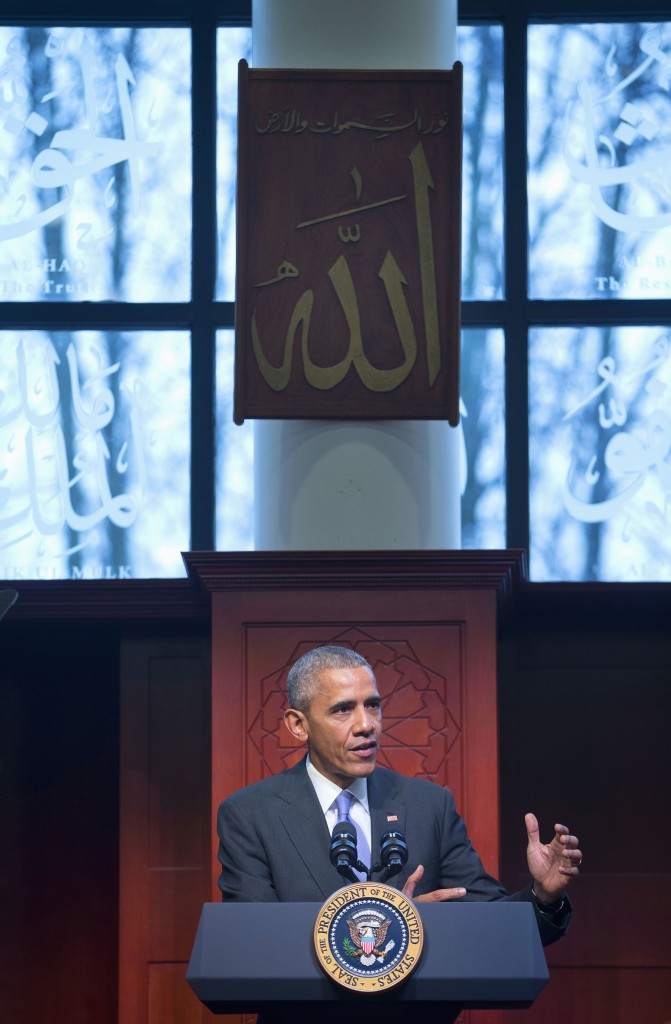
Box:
xmin=250 ymin=141 xmax=442 ymax=394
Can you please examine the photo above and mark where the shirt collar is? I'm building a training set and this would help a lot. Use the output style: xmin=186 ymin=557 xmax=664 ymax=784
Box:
xmin=306 ymin=755 xmax=370 ymax=814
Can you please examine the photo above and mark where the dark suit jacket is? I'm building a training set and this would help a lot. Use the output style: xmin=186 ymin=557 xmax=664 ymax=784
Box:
xmin=217 ymin=757 xmax=570 ymax=946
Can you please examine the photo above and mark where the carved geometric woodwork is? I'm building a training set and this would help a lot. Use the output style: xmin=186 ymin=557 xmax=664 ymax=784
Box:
xmin=238 ymin=624 xmax=463 ymax=788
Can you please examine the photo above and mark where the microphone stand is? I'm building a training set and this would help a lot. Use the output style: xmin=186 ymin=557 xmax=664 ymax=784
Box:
xmin=370 ymin=830 xmax=409 ymax=884
xmin=330 ymin=825 xmax=409 ymax=885
xmin=330 ymin=822 xmax=370 ymax=882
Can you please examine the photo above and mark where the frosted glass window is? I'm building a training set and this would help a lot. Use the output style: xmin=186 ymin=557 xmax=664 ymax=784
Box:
xmin=216 ymin=27 xmax=252 ymax=301
xmin=215 ymin=329 xmax=254 ymax=550
xmin=0 ymin=26 xmax=191 ymax=302
xmin=0 ymin=331 xmax=190 ymax=578
xmin=529 ymin=22 xmax=671 ymax=299
xmin=458 ymin=24 xmax=504 ymax=301
xmin=529 ymin=326 xmax=671 ymax=581
xmin=461 ymin=327 xmax=506 ymax=547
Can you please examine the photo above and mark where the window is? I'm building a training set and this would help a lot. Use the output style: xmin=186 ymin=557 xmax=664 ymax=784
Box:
xmin=0 ymin=23 xmax=193 ymax=578
xmin=2 ymin=2 xmax=669 ymax=581
xmin=525 ymin=14 xmax=671 ymax=580
xmin=467 ymin=2 xmax=671 ymax=582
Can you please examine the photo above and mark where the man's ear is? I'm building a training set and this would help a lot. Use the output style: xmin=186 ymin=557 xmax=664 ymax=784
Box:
xmin=284 ymin=708 xmax=308 ymax=743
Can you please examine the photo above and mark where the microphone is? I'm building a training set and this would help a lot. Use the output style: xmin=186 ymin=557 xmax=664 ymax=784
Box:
xmin=371 ymin=830 xmax=409 ymax=882
xmin=330 ymin=820 xmax=368 ymax=880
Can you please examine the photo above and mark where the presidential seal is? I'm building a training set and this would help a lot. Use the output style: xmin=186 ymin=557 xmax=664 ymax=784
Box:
xmin=313 ymin=882 xmax=424 ymax=992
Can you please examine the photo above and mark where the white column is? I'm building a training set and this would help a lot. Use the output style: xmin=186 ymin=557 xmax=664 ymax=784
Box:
xmin=252 ymin=0 xmax=460 ymax=550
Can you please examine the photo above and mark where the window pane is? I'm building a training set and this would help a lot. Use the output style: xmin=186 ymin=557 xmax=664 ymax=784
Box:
xmin=0 ymin=330 xmax=190 ymax=578
xmin=529 ymin=326 xmax=671 ymax=581
xmin=216 ymin=28 xmax=252 ymax=301
xmin=458 ymin=24 xmax=504 ymax=300
xmin=0 ymin=26 xmax=191 ymax=302
xmin=460 ymin=327 xmax=506 ymax=547
xmin=215 ymin=329 xmax=253 ymax=549
xmin=529 ymin=22 xmax=671 ymax=299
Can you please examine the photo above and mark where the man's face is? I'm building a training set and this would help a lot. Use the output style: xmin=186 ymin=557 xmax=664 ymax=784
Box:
xmin=285 ymin=666 xmax=382 ymax=787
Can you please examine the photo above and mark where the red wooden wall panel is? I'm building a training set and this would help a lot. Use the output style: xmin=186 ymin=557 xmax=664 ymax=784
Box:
xmin=209 ymin=586 xmax=502 ymax=896
xmin=7 ymin=567 xmax=670 ymax=1024
xmin=113 ymin=555 xmax=671 ymax=1024
xmin=119 ymin=638 xmax=211 ymax=1024
xmin=496 ymin=626 xmax=671 ymax=1024
xmin=184 ymin=551 xmax=523 ymax=1024
xmin=479 ymin=967 xmax=671 ymax=1024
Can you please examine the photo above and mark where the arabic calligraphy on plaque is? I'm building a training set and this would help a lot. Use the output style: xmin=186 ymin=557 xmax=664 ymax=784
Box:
xmin=235 ymin=64 xmax=462 ymax=423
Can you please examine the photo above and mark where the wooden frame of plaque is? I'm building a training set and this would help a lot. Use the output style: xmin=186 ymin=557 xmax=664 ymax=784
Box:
xmin=234 ymin=61 xmax=463 ymax=425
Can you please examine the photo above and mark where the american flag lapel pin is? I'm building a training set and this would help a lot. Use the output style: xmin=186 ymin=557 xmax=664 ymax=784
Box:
xmin=387 ymin=814 xmax=398 ymax=822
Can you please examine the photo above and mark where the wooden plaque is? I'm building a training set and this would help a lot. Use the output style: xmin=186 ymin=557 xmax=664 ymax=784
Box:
xmin=234 ymin=62 xmax=462 ymax=424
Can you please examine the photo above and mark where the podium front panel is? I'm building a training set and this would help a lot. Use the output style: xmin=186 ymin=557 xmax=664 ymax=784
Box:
xmin=187 ymin=900 xmax=548 ymax=1012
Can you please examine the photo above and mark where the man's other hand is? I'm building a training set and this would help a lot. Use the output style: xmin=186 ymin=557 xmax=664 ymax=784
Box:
xmin=401 ymin=864 xmax=467 ymax=902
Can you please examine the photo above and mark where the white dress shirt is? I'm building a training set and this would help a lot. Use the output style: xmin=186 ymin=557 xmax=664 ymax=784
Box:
xmin=305 ymin=755 xmax=372 ymax=853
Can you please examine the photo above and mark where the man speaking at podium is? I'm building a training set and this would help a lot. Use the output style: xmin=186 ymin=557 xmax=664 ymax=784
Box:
xmin=217 ymin=646 xmax=581 ymax=946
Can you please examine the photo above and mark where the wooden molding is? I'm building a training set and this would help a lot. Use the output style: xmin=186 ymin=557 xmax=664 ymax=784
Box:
xmin=184 ymin=549 xmax=528 ymax=603
xmin=5 ymin=577 xmax=207 ymax=620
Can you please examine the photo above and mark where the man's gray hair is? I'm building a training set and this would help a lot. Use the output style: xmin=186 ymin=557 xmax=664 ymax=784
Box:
xmin=286 ymin=646 xmax=373 ymax=712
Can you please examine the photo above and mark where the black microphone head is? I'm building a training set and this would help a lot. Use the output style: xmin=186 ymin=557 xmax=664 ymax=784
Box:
xmin=379 ymin=830 xmax=409 ymax=870
xmin=330 ymin=820 xmax=358 ymax=871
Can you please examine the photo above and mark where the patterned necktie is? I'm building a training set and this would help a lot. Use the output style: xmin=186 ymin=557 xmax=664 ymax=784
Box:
xmin=335 ymin=790 xmax=370 ymax=880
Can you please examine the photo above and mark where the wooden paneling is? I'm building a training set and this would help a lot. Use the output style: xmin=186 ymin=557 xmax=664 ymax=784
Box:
xmin=119 ymin=638 xmax=211 ymax=1024
xmin=545 ymin=874 xmax=671 ymax=968
xmin=497 ymin=625 xmax=671 ymax=1024
xmin=182 ymin=551 xmax=523 ymax=1023
xmin=473 ymin=967 xmax=671 ymax=1024
xmin=210 ymin=585 xmax=502 ymax=894
xmin=0 ymin=619 xmax=119 ymax=1024
xmin=6 ymin=571 xmax=670 ymax=1024
xmin=194 ymin=552 xmax=518 ymax=1024
xmin=148 ymin=963 xmax=211 ymax=1024
xmin=109 ymin=563 xmax=671 ymax=1024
